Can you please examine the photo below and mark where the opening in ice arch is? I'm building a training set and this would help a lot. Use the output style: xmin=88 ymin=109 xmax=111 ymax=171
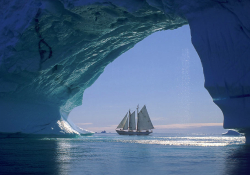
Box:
xmin=2 ymin=0 xmax=249 ymax=140
xmin=69 ymin=25 xmax=224 ymax=134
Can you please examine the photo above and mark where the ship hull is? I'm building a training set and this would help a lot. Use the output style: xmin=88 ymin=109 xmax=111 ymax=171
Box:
xmin=116 ymin=130 xmax=152 ymax=135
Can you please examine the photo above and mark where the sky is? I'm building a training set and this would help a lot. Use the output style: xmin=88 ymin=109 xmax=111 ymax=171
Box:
xmin=69 ymin=25 xmax=226 ymax=133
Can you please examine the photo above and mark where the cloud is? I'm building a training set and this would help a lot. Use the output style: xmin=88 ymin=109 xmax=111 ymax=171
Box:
xmin=151 ymin=117 xmax=166 ymax=121
xmin=155 ymin=123 xmax=223 ymax=129
xmin=75 ymin=123 xmax=118 ymax=132
xmin=86 ymin=125 xmax=117 ymax=132
xmin=76 ymin=123 xmax=93 ymax=126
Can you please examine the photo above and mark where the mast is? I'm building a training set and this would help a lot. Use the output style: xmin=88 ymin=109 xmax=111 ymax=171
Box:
xmin=128 ymin=110 xmax=131 ymax=130
xmin=136 ymin=105 xmax=139 ymax=132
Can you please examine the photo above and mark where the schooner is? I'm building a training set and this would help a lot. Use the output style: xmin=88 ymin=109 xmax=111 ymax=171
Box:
xmin=116 ymin=105 xmax=154 ymax=135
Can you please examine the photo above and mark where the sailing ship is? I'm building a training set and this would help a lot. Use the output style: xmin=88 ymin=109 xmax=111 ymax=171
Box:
xmin=116 ymin=105 xmax=154 ymax=135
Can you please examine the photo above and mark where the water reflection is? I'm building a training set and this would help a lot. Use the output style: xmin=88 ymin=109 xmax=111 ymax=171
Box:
xmin=224 ymin=145 xmax=250 ymax=175
xmin=0 ymin=138 xmax=66 ymax=174
xmin=1 ymin=135 xmax=250 ymax=175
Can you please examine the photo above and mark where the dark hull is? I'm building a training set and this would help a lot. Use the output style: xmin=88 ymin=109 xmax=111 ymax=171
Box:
xmin=116 ymin=130 xmax=152 ymax=135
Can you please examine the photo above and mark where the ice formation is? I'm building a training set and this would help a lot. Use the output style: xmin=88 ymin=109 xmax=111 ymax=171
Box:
xmin=1 ymin=0 xmax=250 ymax=140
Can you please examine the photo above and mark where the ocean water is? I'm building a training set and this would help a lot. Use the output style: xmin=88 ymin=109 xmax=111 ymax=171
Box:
xmin=0 ymin=133 xmax=249 ymax=175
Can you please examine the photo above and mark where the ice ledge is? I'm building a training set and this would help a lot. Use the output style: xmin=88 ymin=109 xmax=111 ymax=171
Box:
xmin=215 ymin=98 xmax=250 ymax=133
xmin=0 ymin=99 xmax=93 ymax=137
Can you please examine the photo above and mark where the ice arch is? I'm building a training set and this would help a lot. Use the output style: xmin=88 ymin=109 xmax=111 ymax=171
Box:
xmin=1 ymin=0 xmax=250 ymax=140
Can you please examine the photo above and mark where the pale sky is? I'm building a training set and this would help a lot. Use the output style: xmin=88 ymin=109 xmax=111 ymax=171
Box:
xmin=69 ymin=25 xmax=225 ymax=133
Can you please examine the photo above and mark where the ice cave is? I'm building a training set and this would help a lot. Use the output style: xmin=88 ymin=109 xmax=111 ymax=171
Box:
xmin=1 ymin=0 xmax=250 ymax=141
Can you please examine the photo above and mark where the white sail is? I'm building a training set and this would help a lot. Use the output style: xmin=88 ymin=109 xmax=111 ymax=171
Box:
xmin=123 ymin=117 xmax=128 ymax=130
xmin=129 ymin=111 xmax=136 ymax=130
xmin=117 ymin=113 xmax=128 ymax=129
xmin=137 ymin=105 xmax=154 ymax=131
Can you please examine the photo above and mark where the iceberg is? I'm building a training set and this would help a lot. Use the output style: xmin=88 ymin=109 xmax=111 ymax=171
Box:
xmin=1 ymin=0 xmax=250 ymax=141
xmin=222 ymin=130 xmax=241 ymax=136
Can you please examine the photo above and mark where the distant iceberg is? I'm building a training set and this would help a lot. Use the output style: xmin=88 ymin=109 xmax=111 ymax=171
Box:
xmin=222 ymin=130 xmax=241 ymax=136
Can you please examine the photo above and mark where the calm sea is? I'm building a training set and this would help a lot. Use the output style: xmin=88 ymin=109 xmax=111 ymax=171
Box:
xmin=0 ymin=133 xmax=249 ymax=175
